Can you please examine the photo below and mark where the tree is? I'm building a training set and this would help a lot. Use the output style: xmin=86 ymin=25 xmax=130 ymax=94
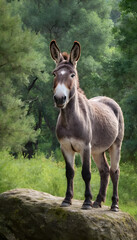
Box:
xmin=110 ymin=0 xmax=121 ymax=24
xmin=106 ymin=0 xmax=137 ymax=162
xmin=0 ymin=0 xmax=47 ymax=153
xmin=118 ymin=0 xmax=137 ymax=161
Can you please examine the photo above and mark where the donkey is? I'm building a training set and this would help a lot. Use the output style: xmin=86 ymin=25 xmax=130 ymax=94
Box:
xmin=50 ymin=40 xmax=124 ymax=212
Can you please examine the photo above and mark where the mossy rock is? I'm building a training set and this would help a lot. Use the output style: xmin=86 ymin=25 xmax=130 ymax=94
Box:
xmin=0 ymin=189 xmax=137 ymax=240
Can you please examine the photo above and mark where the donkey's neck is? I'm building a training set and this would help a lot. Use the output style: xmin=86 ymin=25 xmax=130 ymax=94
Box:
xmin=60 ymin=90 xmax=79 ymax=127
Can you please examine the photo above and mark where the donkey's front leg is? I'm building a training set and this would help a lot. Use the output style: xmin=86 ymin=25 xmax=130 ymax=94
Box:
xmin=81 ymin=145 xmax=92 ymax=209
xmin=60 ymin=147 xmax=75 ymax=207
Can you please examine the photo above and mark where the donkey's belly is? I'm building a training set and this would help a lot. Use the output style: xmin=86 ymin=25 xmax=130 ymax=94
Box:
xmin=91 ymin=118 xmax=119 ymax=154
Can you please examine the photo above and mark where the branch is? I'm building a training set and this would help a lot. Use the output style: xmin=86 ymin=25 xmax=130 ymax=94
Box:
xmin=25 ymin=97 xmax=38 ymax=104
xmin=0 ymin=63 xmax=7 ymax=68
xmin=28 ymin=77 xmax=38 ymax=92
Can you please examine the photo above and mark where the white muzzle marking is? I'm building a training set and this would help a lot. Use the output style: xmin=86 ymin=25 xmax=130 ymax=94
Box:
xmin=55 ymin=83 xmax=70 ymax=106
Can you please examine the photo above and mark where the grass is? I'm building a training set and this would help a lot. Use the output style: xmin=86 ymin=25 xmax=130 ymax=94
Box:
xmin=0 ymin=151 xmax=137 ymax=221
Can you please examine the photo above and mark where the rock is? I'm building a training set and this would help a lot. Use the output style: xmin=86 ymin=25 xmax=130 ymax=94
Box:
xmin=0 ymin=189 xmax=137 ymax=240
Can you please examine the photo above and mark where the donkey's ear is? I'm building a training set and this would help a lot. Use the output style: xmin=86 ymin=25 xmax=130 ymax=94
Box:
xmin=50 ymin=40 xmax=63 ymax=64
xmin=70 ymin=41 xmax=81 ymax=65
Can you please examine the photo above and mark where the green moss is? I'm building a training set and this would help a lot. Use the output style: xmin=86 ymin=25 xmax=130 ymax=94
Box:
xmin=48 ymin=207 xmax=69 ymax=221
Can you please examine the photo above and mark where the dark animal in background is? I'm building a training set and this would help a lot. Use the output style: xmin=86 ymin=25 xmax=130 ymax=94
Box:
xmin=50 ymin=40 xmax=124 ymax=211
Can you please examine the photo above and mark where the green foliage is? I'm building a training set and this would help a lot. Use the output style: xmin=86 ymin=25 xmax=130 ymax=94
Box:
xmin=0 ymin=0 xmax=47 ymax=152
xmin=121 ymin=91 xmax=137 ymax=161
xmin=109 ymin=0 xmax=137 ymax=161
xmin=0 ymin=151 xmax=137 ymax=220
xmin=1 ymin=0 xmax=137 ymax=162
xmin=18 ymin=0 xmax=114 ymax=99
xmin=110 ymin=0 xmax=121 ymax=24
xmin=0 ymin=81 xmax=39 ymax=152
xmin=0 ymin=0 xmax=45 ymax=84
xmin=120 ymin=0 xmax=137 ymax=13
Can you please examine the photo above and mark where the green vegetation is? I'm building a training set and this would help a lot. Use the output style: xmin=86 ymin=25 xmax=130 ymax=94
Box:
xmin=0 ymin=0 xmax=47 ymax=153
xmin=1 ymin=0 xmax=137 ymax=161
xmin=0 ymin=151 xmax=137 ymax=220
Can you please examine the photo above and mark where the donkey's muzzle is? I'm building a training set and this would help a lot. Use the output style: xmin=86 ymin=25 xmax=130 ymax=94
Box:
xmin=54 ymin=95 xmax=66 ymax=108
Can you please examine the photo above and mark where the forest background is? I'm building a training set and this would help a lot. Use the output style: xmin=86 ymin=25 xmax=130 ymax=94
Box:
xmin=0 ymin=0 xmax=137 ymax=220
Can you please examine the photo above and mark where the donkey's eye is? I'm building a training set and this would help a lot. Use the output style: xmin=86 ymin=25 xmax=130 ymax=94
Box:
xmin=71 ymin=73 xmax=75 ymax=78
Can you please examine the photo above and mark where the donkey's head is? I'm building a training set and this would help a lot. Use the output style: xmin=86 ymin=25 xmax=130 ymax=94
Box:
xmin=50 ymin=40 xmax=81 ymax=109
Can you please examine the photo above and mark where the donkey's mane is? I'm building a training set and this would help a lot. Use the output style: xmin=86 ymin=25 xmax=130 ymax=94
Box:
xmin=78 ymin=87 xmax=86 ymax=97
xmin=62 ymin=52 xmax=70 ymax=61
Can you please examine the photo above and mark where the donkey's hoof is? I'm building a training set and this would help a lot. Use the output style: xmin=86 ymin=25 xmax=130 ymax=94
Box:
xmin=111 ymin=204 xmax=119 ymax=212
xmin=81 ymin=200 xmax=92 ymax=210
xmin=60 ymin=201 xmax=71 ymax=208
xmin=92 ymin=201 xmax=101 ymax=208
xmin=81 ymin=204 xmax=92 ymax=210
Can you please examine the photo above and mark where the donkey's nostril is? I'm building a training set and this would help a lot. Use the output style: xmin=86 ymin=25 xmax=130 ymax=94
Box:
xmin=54 ymin=95 xmax=66 ymax=106
xmin=62 ymin=96 xmax=66 ymax=102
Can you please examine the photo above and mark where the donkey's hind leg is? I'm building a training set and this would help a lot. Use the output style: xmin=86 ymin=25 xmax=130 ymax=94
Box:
xmin=109 ymin=141 xmax=121 ymax=212
xmin=92 ymin=152 xmax=110 ymax=208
